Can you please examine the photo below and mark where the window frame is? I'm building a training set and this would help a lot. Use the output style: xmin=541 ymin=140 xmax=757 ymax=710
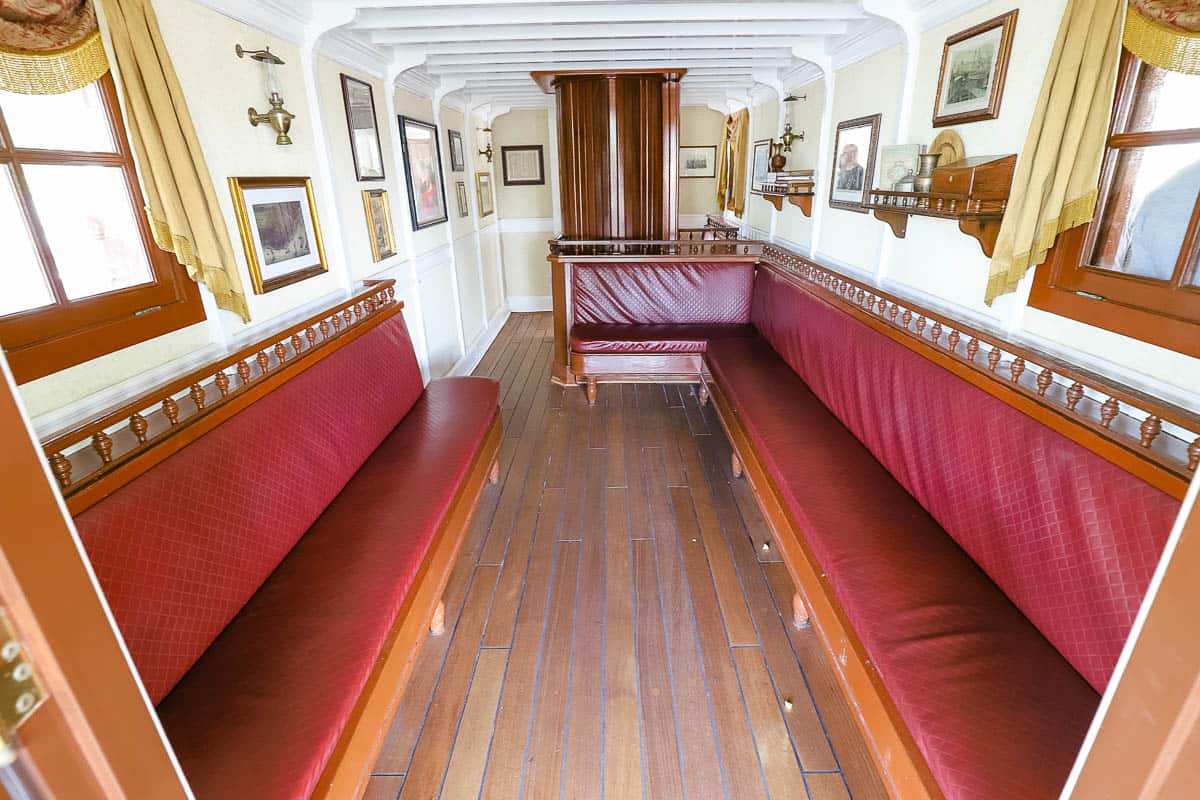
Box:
xmin=0 ymin=72 xmax=204 ymax=385
xmin=1028 ymin=50 xmax=1200 ymax=358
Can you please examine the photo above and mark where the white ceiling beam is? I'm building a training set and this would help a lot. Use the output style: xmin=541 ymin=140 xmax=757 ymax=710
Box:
xmin=352 ymin=3 xmax=865 ymax=29
xmin=402 ymin=35 xmax=826 ymax=56
xmin=428 ymin=59 xmax=791 ymax=76
xmin=460 ymin=71 xmax=758 ymax=87
xmin=425 ymin=48 xmax=795 ymax=67
xmin=368 ymin=21 xmax=852 ymax=45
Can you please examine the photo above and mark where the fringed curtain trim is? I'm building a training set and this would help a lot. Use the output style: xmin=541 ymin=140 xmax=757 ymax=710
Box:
xmin=147 ymin=215 xmax=250 ymax=322
xmin=1125 ymin=0 xmax=1200 ymax=75
xmin=0 ymin=1 xmax=108 ymax=94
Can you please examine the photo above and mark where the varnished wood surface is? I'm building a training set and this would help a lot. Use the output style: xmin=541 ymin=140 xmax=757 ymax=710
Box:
xmin=367 ymin=312 xmax=887 ymax=800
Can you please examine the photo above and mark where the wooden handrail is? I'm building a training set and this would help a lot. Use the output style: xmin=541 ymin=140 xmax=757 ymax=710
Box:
xmin=42 ymin=280 xmax=401 ymax=514
xmin=548 ymin=239 xmax=761 ymax=258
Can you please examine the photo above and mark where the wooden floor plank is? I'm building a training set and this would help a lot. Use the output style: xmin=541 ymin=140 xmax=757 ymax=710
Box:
xmin=478 ymin=492 xmax=564 ymax=800
xmin=763 ymin=564 xmax=888 ymax=799
xmin=805 ymin=772 xmax=853 ymax=800
xmin=363 ymin=775 xmax=403 ymax=800
xmin=438 ymin=648 xmax=508 ymax=800
xmin=669 ymin=486 xmax=769 ymax=800
xmin=604 ymin=488 xmax=643 ymax=800
xmin=398 ymin=566 xmax=500 ymax=799
xmin=633 ymin=538 xmax=686 ymax=799
xmin=732 ymin=647 xmax=808 ymax=799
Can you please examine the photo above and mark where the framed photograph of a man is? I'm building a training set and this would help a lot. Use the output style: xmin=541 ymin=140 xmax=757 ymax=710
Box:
xmin=340 ymin=74 xmax=385 ymax=181
xmin=750 ymin=139 xmax=772 ymax=194
xmin=829 ymin=114 xmax=881 ymax=212
xmin=398 ymin=115 xmax=448 ymax=230
xmin=933 ymin=10 xmax=1018 ymax=127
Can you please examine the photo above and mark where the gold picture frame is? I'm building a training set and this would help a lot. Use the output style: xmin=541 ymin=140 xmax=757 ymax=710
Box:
xmin=361 ymin=189 xmax=396 ymax=262
xmin=476 ymin=171 xmax=494 ymax=217
xmin=228 ymin=176 xmax=328 ymax=294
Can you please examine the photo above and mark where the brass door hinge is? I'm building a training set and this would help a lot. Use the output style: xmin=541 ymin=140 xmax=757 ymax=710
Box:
xmin=0 ymin=610 xmax=44 ymax=745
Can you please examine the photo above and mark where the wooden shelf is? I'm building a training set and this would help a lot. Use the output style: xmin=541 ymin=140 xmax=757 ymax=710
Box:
xmin=761 ymin=191 xmax=814 ymax=216
xmin=864 ymin=155 xmax=1015 ymax=258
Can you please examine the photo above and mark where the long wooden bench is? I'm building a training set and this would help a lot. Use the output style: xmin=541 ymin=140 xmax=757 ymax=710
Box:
xmin=547 ymin=242 xmax=1199 ymax=799
xmin=42 ymin=280 xmax=502 ymax=799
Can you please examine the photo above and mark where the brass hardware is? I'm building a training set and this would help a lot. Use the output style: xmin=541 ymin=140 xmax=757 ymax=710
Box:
xmin=0 ymin=610 xmax=44 ymax=744
xmin=237 ymin=45 xmax=294 ymax=145
xmin=477 ymin=127 xmax=494 ymax=163
xmin=780 ymin=122 xmax=804 ymax=152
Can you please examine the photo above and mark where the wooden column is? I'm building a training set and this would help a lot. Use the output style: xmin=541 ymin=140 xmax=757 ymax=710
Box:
xmin=536 ymin=69 xmax=684 ymax=240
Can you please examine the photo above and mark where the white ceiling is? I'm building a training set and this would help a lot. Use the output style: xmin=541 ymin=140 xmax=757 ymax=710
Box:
xmin=208 ymin=0 xmax=993 ymax=111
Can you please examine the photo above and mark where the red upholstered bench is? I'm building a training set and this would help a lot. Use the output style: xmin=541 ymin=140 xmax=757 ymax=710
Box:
xmin=703 ymin=264 xmax=1181 ymax=800
xmin=565 ymin=260 xmax=756 ymax=402
xmin=70 ymin=300 xmax=501 ymax=799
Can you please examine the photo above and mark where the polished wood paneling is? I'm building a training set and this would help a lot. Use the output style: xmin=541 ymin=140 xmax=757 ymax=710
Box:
xmin=369 ymin=313 xmax=887 ymax=799
xmin=551 ymin=72 xmax=681 ymax=239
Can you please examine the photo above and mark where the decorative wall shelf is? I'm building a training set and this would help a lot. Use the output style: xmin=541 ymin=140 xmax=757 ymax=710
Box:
xmin=761 ymin=191 xmax=814 ymax=216
xmin=864 ymin=154 xmax=1015 ymax=257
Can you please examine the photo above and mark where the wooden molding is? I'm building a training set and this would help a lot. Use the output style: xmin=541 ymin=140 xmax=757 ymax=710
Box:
xmin=42 ymin=281 xmax=401 ymax=514
xmin=787 ymin=193 xmax=813 ymax=217
xmin=762 ymin=193 xmax=784 ymax=212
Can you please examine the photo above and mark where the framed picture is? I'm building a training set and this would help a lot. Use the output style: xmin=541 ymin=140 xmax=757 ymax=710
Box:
xmin=932 ymin=10 xmax=1018 ymax=127
xmin=680 ymin=145 xmax=717 ymax=178
xmin=476 ymin=171 xmax=494 ymax=217
xmin=361 ymin=189 xmax=395 ymax=262
xmin=228 ymin=177 xmax=328 ymax=294
xmin=455 ymin=180 xmax=469 ymax=217
xmin=829 ymin=114 xmax=881 ymax=212
xmin=879 ymin=144 xmax=922 ymax=190
xmin=397 ymin=115 xmax=448 ymax=230
xmin=339 ymin=74 xmax=384 ymax=181
xmin=750 ymin=139 xmax=772 ymax=194
xmin=448 ymin=129 xmax=465 ymax=172
xmin=501 ymin=145 xmax=545 ymax=186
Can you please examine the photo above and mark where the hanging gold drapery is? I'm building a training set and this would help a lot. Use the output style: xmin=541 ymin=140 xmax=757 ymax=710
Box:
xmin=716 ymin=108 xmax=750 ymax=218
xmin=984 ymin=0 xmax=1125 ymax=304
xmin=1124 ymin=0 xmax=1200 ymax=75
xmin=0 ymin=1 xmax=109 ymax=95
xmin=98 ymin=0 xmax=250 ymax=321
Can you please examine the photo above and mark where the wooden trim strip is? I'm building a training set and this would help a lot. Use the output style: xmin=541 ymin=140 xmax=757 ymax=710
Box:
xmin=758 ymin=245 xmax=1198 ymax=499
xmin=313 ymin=411 xmax=503 ymax=800
xmin=702 ymin=374 xmax=942 ymax=800
xmin=42 ymin=281 xmax=401 ymax=513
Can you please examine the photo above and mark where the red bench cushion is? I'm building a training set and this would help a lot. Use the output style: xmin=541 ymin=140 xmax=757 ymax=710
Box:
xmin=570 ymin=322 xmax=755 ymax=354
xmin=157 ymin=377 xmax=499 ymax=800
xmin=73 ymin=314 xmax=425 ymax=703
xmin=572 ymin=261 xmax=754 ymax=324
xmin=750 ymin=265 xmax=1179 ymax=692
xmin=707 ymin=336 xmax=1099 ymax=800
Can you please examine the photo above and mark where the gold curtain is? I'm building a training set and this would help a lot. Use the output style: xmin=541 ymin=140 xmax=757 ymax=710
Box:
xmin=1124 ymin=0 xmax=1200 ymax=75
xmin=984 ymin=0 xmax=1125 ymax=304
xmin=98 ymin=0 xmax=250 ymax=321
xmin=716 ymin=108 xmax=750 ymax=217
xmin=0 ymin=1 xmax=109 ymax=95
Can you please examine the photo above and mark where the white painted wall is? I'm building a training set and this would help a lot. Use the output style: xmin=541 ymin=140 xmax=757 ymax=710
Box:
xmin=679 ymin=105 xmax=723 ymax=223
xmin=492 ymin=108 xmax=554 ymax=309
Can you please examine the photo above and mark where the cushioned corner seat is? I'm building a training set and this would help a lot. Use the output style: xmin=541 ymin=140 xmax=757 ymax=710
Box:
xmin=570 ymin=322 xmax=755 ymax=354
xmin=73 ymin=312 xmax=501 ymax=799
xmin=702 ymin=263 xmax=1180 ymax=799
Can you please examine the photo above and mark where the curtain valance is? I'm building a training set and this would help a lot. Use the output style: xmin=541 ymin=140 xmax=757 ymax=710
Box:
xmin=0 ymin=1 xmax=109 ymax=94
xmin=1125 ymin=0 xmax=1200 ymax=75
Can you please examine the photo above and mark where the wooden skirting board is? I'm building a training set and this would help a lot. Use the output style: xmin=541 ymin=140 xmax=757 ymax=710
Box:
xmin=703 ymin=374 xmax=944 ymax=800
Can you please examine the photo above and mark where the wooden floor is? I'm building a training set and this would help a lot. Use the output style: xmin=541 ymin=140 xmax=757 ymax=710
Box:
xmin=366 ymin=313 xmax=887 ymax=800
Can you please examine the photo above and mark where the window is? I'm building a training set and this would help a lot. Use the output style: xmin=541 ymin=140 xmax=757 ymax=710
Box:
xmin=1029 ymin=52 xmax=1200 ymax=357
xmin=0 ymin=73 xmax=203 ymax=384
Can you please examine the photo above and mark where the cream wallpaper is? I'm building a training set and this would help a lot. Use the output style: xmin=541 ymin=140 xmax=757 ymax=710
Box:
xmin=679 ymin=106 xmax=723 ymax=220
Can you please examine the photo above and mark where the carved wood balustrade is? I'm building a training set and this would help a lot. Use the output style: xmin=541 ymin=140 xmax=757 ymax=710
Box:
xmin=41 ymin=280 xmax=400 ymax=514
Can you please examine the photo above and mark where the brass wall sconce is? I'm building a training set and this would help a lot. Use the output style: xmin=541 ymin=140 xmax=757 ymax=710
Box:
xmin=478 ymin=127 xmax=494 ymax=163
xmin=237 ymin=44 xmax=294 ymax=145
xmin=781 ymin=93 xmax=806 ymax=153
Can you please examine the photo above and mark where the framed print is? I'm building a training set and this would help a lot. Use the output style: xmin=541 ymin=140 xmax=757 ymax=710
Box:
xmin=455 ymin=180 xmax=469 ymax=217
xmin=501 ymin=145 xmax=545 ymax=186
xmin=750 ymin=139 xmax=773 ymax=194
xmin=829 ymin=114 xmax=881 ymax=212
xmin=476 ymin=171 xmax=494 ymax=217
xmin=228 ymin=177 xmax=328 ymax=294
xmin=339 ymin=74 xmax=385 ymax=181
xmin=680 ymin=145 xmax=717 ymax=178
xmin=932 ymin=10 xmax=1018 ymax=127
xmin=448 ymin=129 xmax=465 ymax=172
xmin=397 ymin=115 xmax=448 ymax=230
xmin=361 ymin=189 xmax=395 ymax=262
xmin=879 ymin=144 xmax=922 ymax=190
